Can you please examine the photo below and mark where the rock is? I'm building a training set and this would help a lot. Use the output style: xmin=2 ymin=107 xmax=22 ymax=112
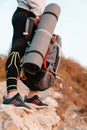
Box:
xmin=0 ymin=104 xmax=60 ymax=130
xmin=6 ymin=124 xmax=19 ymax=130
xmin=0 ymin=81 xmax=61 ymax=130
xmin=0 ymin=81 xmax=87 ymax=130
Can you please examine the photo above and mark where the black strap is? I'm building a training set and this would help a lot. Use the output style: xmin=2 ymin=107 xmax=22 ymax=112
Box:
xmin=53 ymin=46 xmax=59 ymax=72
xmin=43 ymin=12 xmax=58 ymax=20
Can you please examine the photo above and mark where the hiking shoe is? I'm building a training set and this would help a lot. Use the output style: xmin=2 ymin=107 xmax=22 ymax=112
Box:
xmin=24 ymin=95 xmax=48 ymax=107
xmin=2 ymin=93 xmax=31 ymax=109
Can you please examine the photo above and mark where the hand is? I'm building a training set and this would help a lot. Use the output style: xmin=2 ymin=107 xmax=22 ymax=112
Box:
xmin=34 ymin=16 xmax=41 ymax=25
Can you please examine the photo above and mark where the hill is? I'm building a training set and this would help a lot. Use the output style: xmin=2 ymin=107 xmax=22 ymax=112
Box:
xmin=0 ymin=55 xmax=87 ymax=129
xmin=55 ymin=56 xmax=87 ymax=119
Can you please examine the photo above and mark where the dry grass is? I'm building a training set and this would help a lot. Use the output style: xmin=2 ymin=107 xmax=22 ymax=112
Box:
xmin=54 ymin=56 xmax=87 ymax=120
xmin=0 ymin=55 xmax=7 ymax=81
xmin=0 ymin=55 xmax=87 ymax=119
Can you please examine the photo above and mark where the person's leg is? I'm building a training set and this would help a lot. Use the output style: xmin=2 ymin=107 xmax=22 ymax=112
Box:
xmin=25 ymin=90 xmax=38 ymax=98
xmin=2 ymin=8 xmax=32 ymax=108
xmin=6 ymin=8 xmax=28 ymax=96
xmin=20 ymin=68 xmax=48 ymax=107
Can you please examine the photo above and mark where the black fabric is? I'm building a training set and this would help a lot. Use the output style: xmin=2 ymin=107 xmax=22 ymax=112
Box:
xmin=6 ymin=7 xmax=36 ymax=93
xmin=20 ymin=68 xmax=55 ymax=91
xmin=53 ymin=46 xmax=59 ymax=72
xmin=11 ymin=7 xmax=36 ymax=57
xmin=6 ymin=52 xmax=20 ymax=92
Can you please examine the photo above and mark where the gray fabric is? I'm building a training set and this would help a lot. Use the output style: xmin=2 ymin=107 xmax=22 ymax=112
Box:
xmin=20 ymin=35 xmax=62 ymax=91
xmin=23 ymin=3 xmax=61 ymax=74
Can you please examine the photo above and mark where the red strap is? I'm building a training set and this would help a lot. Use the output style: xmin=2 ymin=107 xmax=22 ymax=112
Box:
xmin=43 ymin=46 xmax=49 ymax=68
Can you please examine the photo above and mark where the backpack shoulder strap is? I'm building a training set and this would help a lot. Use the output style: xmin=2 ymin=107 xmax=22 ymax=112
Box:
xmin=43 ymin=45 xmax=50 ymax=68
xmin=53 ymin=45 xmax=59 ymax=72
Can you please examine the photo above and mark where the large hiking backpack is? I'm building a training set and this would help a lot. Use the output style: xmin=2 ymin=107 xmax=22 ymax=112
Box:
xmin=20 ymin=34 xmax=62 ymax=91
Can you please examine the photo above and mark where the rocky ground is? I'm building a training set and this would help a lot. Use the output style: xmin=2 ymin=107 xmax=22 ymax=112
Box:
xmin=0 ymin=80 xmax=87 ymax=130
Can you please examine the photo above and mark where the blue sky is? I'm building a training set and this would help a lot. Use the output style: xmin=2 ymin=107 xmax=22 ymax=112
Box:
xmin=0 ymin=0 xmax=87 ymax=67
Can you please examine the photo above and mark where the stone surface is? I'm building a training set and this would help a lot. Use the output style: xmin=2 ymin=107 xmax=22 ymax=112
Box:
xmin=0 ymin=81 xmax=87 ymax=130
xmin=0 ymin=81 xmax=61 ymax=130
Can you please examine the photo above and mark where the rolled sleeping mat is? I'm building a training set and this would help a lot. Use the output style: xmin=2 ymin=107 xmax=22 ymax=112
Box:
xmin=23 ymin=3 xmax=61 ymax=74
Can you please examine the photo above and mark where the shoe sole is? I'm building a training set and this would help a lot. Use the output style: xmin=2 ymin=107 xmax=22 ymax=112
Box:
xmin=28 ymin=103 xmax=49 ymax=109
xmin=0 ymin=104 xmax=7 ymax=108
xmin=0 ymin=103 xmax=34 ymax=113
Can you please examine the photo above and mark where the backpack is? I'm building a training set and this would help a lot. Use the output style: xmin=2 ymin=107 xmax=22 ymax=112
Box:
xmin=20 ymin=34 xmax=62 ymax=91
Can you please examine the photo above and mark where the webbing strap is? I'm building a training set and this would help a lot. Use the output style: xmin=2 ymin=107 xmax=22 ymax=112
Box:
xmin=53 ymin=46 xmax=59 ymax=72
xmin=43 ymin=46 xmax=50 ymax=68
xmin=43 ymin=12 xmax=58 ymax=20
